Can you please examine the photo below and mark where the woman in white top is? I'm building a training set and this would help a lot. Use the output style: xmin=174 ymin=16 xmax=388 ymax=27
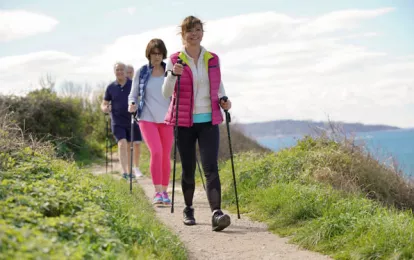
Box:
xmin=128 ymin=39 xmax=173 ymax=205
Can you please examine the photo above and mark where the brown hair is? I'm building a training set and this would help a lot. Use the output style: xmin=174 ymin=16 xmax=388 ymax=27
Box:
xmin=145 ymin=38 xmax=167 ymax=61
xmin=180 ymin=15 xmax=205 ymax=38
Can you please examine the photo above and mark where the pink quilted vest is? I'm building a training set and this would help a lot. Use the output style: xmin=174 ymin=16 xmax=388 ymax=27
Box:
xmin=164 ymin=51 xmax=224 ymax=127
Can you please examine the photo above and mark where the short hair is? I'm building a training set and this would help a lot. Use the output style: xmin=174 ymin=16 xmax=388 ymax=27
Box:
xmin=113 ymin=62 xmax=126 ymax=70
xmin=126 ymin=64 xmax=134 ymax=70
xmin=145 ymin=38 xmax=167 ymax=61
xmin=180 ymin=15 xmax=205 ymax=38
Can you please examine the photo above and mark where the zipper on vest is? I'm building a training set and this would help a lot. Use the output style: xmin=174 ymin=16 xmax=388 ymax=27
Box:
xmin=190 ymin=84 xmax=194 ymax=127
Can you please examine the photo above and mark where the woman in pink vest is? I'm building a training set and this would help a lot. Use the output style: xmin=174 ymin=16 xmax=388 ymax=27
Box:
xmin=162 ymin=15 xmax=232 ymax=232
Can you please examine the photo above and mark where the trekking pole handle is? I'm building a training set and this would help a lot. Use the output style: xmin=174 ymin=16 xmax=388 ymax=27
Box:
xmin=176 ymin=59 xmax=183 ymax=76
xmin=130 ymin=102 xmax=136 ymax=121
xmin=221 ymin=96 xmax=228 ymax=106
xmin=104 ymin=105 xmax=110 ymax=115
xmin=220 ymin=96 xmax=231 ymax=122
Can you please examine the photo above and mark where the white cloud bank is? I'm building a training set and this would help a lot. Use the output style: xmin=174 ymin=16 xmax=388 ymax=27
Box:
xmin=0 ymin=10 xmax=58 ymax=42
xmin=1 ymin=8 xmax=413 ymax=127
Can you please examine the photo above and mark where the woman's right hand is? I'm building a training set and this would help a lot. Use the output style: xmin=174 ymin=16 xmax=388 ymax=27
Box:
xmin=128 ymin=104 xmax=137 ymax=113
xmin=172 ymin=62 xmax=183 ymax=76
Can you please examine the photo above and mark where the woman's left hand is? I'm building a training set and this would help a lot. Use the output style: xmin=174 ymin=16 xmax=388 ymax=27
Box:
xmin=220 ymin=98 xmax=232 ymax=110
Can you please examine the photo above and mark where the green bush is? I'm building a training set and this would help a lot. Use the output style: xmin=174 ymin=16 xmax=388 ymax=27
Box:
xmin=0 ymin=147 xmax=186 ymax=259
xmin=220 ymin=136 xmax=414 ymax=259
xmin=0 ymin=87 xmax=109 ymax=164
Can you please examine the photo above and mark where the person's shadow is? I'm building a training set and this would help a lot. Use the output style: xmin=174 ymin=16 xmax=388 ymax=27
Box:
xmin=195 ymin=222 xmax=269 ymax=235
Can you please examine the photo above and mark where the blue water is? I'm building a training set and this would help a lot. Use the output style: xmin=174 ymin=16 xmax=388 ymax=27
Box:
xmin=256 ymin=129 xmax=414 ymax=177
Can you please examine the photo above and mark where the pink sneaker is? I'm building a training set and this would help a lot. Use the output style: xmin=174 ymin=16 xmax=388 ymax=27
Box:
xmin=162 ymin=191 xmax=171 ymax=205
xmin=152 ymin=192 xmax=163 ymax=204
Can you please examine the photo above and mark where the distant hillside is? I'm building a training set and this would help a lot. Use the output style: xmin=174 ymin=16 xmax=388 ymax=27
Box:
xmin=238 ymin=120 xmax=400 ymax=138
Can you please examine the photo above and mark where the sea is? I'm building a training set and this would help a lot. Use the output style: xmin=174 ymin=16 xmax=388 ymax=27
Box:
xmin=256 ymin=128 xmax=414 ymax=177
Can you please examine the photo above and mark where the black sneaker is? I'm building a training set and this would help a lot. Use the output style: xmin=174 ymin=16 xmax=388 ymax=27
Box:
xmin=183 ymin=206 xmax=196 ymax=226
xmin=212 ymin=209 xmax=231 ymax=231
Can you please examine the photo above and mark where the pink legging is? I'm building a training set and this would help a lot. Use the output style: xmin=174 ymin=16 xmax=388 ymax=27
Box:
xmin=138 ymin=120 xmax=174 ymax=186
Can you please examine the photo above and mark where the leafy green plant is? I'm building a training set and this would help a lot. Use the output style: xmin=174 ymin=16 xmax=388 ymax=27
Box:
xmin=220 ymin=136 xmax=414 ymax=259
xmin=1 ymin=148 xmax=186 ymax=259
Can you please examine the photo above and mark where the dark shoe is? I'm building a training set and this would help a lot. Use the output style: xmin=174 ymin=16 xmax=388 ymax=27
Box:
xmin=183 ymin=206 xmax=196 ymax=226
xmin=212 ymin=209 xmax=231 ymax=231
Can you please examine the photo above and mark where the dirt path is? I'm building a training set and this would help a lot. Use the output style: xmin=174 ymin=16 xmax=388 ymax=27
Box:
xmin=90 ymin=158 xmax=331 ymax=260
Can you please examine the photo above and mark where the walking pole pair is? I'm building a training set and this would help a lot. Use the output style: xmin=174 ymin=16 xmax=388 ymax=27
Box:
xmin=171 ymin=59 xmax=183 ymax=213
xmin=170 ymin=61 xmax=239 ymax=218
xmin=129 ymin=102 xmax=137 ymax=194
xmin=170 ymin=59 xmax=206 ymax=212
xmin=105 ymin=113 xmax=113 ymax=174
xmin=110 ymin=118 xmax=113 ymax=174
xmin=221 ymin=96 xmax=241 ymax=219
xmin=196 ymin=152 xmax=206 ymax=191
xmin=105 ymin=114 xmax=109 ymax=174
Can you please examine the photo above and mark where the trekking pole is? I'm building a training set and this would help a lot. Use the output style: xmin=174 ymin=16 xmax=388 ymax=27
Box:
xmin=221 ymin=96 xmax=240 ymax=219
xmin=196 ymin=152 xmax=206 ymax=191
xmin=110 ymin=117 xmax=113 ymax=173
xmin=105 ymin=114 xmax=109 ymax=174
xmin=171 ymin=58 xmax=183 ymax=214
xmin=129 ymin=102 xmax=136 ymax=194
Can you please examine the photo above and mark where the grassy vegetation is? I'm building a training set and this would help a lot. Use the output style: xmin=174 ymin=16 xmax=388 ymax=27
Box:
xmin=0 ymin=85 xmax=109 ymax=166
xmin=219 ymin=135 xmax=414 ymax=259
xmin=0 ymin=111 xmax=187 ymax=260
xmin=3 ymin=79 xmax=414 ymax=259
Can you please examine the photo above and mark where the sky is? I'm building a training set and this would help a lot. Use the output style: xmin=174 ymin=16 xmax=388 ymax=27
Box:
xmin=1 ymin=0 xmax=414 ymax=127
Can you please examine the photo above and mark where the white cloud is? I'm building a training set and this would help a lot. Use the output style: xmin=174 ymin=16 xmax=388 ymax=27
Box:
xmin=0 ymin=51 xmax=79 ymax=95
xmin=1 ymin=7 xmax=413 ymax=127
xmin=124 ymin=7 xmax=136 ymax=15
xmin=171 ymin=1 xmax=184 ymax=6
xmin=0 ymin=10 xmax=58 ymax=42
xmin=107 ymin=6 xmax=137 ymax=16
xmin=292 ymin=7 xmax=394 ymax=36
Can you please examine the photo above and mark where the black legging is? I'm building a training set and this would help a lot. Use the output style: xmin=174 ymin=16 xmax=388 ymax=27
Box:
xmin=177 ymin=122 xmax=221 ymax=211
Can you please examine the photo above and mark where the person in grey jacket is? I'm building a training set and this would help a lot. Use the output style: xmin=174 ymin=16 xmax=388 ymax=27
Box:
xmin=128 ymin=38 xmax=173 ymax=205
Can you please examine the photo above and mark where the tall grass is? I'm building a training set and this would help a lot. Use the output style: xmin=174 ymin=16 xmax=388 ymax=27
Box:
xmin=219 ymin=134 xmax=414 ymax=259
xmin=0 ymin=111 xmax=187 ymax=260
